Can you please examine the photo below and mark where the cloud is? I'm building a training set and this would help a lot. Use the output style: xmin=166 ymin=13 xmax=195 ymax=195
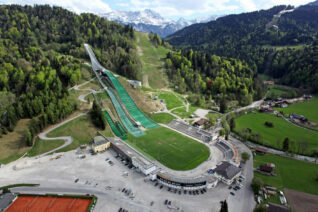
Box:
xmin=3 ymin=0 xmax=112 ymax=14
xmin=128 ymin=0 xmax=239 ymax=17
xmin=1 ymin=0 xmax=315 ymax=18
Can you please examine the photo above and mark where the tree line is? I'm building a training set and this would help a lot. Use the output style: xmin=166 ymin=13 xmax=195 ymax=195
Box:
xmin=166 ymin=5 xmax=318 ymax=93
xmin=165 ymin=49 xmax=266 ymax=108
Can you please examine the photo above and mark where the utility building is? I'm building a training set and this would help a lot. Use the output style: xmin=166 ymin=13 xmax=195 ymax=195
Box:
xmin=92 ymin=136 xmax=111 ymax=153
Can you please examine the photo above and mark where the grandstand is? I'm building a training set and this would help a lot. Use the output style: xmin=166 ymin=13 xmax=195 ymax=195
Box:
xmin=103 ymin=70 xmax=158 ymax=130
xmin=215 ymin=140 xmax=235 ymax=161
xmin=167 ymin=120 xmax=212 ymax=142
xmin=105 ymin=88 xmax=146 ymax=137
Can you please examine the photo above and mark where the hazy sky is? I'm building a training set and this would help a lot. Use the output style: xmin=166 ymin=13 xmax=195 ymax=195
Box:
xmin=2 ymin=0 xmax=315 ymax=20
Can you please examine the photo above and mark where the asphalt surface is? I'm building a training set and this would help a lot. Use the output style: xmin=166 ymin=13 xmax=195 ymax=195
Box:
xmin=37 ymin=113 xmax=87 ymax=157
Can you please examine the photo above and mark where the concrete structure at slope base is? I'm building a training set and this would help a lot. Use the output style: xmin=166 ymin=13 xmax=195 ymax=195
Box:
xmin=92 ymin=136 xmax=111 ymax=153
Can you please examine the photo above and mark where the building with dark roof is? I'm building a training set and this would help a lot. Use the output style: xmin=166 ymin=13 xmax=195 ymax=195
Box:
xmin=0 ymin=193 xmax=17 ymax=211
xmin=193 ymin=118 xmax=209 ymax=127
xmin=259 ymin=163 xmax=275 ymax=175
xmin=213 ymin=161 xmax=241 ymax=185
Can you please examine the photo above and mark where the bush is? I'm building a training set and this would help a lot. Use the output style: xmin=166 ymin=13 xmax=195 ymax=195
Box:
xmin=251 ymin=177 xmax=263 ymax=194
xmin=219 ymin=129 xmax=226 ymax=136
xmin=254 ymin=205 xmax=268 ymax=212
xmin=241 ymin=152 xmax=250 ymax=163
xmin=264 ymin=121 xmax=274 ymax=128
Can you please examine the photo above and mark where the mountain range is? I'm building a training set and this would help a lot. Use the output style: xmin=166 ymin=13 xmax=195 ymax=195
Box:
xmin=99 ymin=9 xmax=220 ymax=38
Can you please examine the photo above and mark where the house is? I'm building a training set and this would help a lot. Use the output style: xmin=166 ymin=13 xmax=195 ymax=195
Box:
xmin=91 ymin=136 xmax=111 ymax=153
xmin=259 ymin=163 xmax=275 ymax=174
xmin=213 ymin=161 xmax=241 ymax=185
xmin=259 ymin=107 xmax=274 ymax=113
xmin=193 ymin=118 xmax=209 ymax=128
xmin=290 ymin=113 xmax=308 ymax=123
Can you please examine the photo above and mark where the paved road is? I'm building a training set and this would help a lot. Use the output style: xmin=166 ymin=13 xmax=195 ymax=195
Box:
xmin=37 ymin=113 xmax=88 ymax=157
xmin=227 ymin=136 xmax=256 ymax=212
xmin=246 ymin=141 xmax=318 ymax=164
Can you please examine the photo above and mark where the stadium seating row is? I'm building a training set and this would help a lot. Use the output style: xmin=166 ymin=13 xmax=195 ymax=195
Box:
xmin=167 ymin=120 xmax=212 ymax=142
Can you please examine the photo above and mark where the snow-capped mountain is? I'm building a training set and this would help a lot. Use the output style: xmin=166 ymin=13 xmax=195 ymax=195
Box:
xmin=99 ymin=9 xmax=220 ymax=38
xmin=308 ymin=0 xmax=318 ymax=6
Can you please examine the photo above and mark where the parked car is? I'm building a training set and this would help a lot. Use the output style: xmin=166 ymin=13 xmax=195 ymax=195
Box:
xmin=230 ymin=192 xmax=235 ymax=196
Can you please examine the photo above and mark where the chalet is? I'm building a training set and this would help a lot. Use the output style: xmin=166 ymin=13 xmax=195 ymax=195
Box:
xmin=193 ymin=118 xmax=209 ymax=128
xmin=259 ymin=163 xmax=275 ymax=174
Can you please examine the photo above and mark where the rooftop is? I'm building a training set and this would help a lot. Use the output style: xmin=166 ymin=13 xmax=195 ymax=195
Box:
xmin=0 ymin=193 xmax=17 ymax=211
xmin=214 ymin=161 xmax=241 ymax=180
xmin=194 ymin=118 xmax=208 ymax=126
xmin=92 ymin=136 xmax=109 ymax=147
xmin=108 ymin=137 xmax=154 ymax=169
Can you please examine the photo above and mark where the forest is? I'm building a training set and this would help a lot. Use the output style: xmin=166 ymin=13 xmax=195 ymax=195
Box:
xmin=0 ymin=5 xmax=139 ymax=142
xmin=165 ymin=50 xmax=266 ymax=107
xmin=166 ymin=5 xmax=318 ymax=92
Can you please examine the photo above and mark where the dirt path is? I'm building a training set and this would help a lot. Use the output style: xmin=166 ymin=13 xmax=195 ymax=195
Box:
xmin=142 ymin=74 xmax=150 ymax=88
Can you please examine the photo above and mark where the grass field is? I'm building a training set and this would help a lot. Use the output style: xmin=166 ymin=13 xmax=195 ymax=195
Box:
xmin=235 ymin=112 xmax=318 ymax=155
xmin=158 ymin=92 xmax=184 ymax=110
xmin=127 ymin=126 xmax=210 ymax=170
xmin=149 ymin=113 xmax=175 ymax=124
xmin=172 ymin=105 xmax=200 ymax=119
xmin=275 ymin=96 xmax=318 ymax=124
xmin=135 ymin=32 xmax=170 ymax=88
xmin=254 ymin=154 xmax=318 ymax=195
xmin=0 ymin=119 xmax=31 ymax=164
xmin=27 ymin=138 xmax=65 ymax=157
xmin=45 ymin=115 xmax=113 ymax=153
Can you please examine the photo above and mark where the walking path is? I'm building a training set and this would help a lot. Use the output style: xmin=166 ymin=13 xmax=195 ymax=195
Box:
xmin=37 ymin=112 xmax=88 ymax=157
xmin=246 ymin=140 xmax=318 ymax=164
xmin=34 ymin=79 xmax=97 ymax=157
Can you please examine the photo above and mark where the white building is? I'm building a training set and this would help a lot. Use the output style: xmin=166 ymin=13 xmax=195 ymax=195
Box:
xmin=127 ymin=80 xmax=142 ymax=88
xmin=132 ymin=156 xmax=157 ymax=175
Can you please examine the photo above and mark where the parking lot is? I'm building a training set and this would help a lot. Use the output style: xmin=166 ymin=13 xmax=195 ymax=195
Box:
xmin=0 ymin=145 xmax=253 ymax=212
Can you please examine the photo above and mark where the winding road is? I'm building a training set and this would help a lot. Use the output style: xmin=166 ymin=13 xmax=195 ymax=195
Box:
xmin=37 ymin=112 xmax=88 ymax=157
xmin=35 ymin=78 xmax=98 ymax=157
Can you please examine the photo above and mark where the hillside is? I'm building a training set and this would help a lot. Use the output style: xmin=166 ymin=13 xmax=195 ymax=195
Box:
xmin=166 ymin=5 xmax=318 ymax=92
xmin=135 ymin=32 xmax=170 ymax=88
xmin=0 ymin=5 xmax=139 ymax=158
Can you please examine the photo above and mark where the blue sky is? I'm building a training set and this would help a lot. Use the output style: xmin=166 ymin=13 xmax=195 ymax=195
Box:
xmin=2 ymin=0 xmax=314 ymax=20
